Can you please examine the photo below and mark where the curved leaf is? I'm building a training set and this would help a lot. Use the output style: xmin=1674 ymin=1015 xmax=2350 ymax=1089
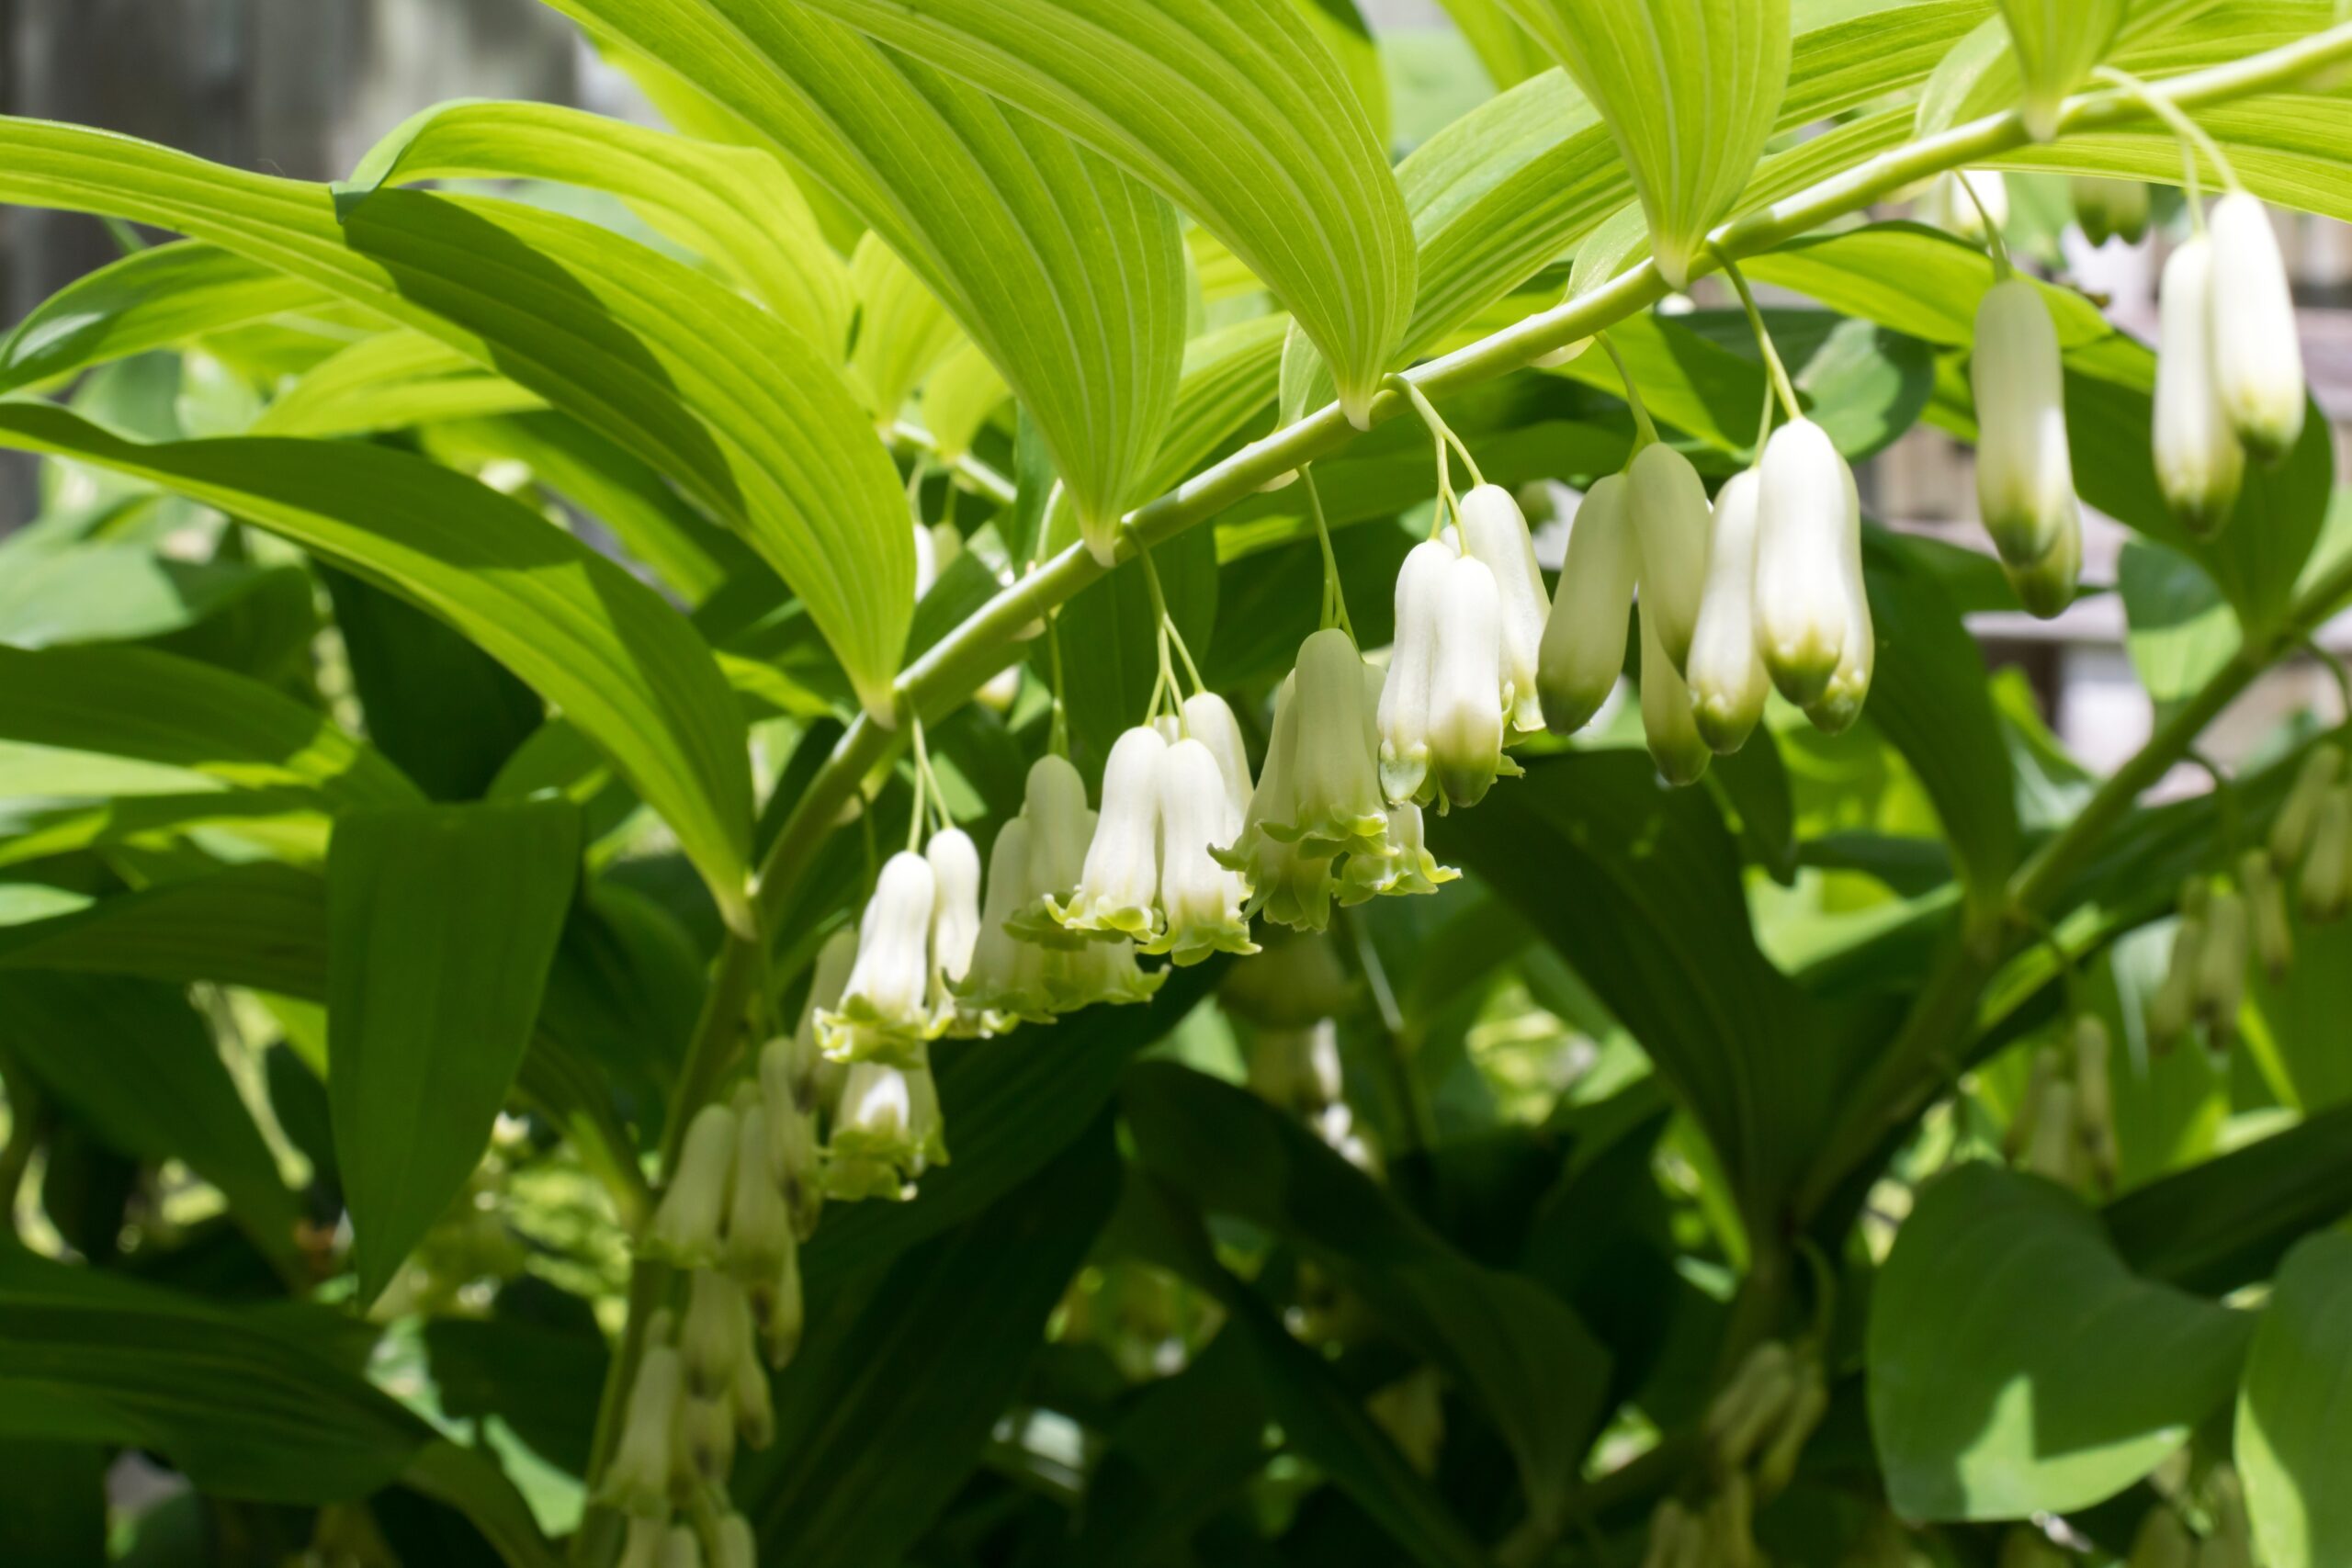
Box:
xmin=0 ymin=116 xmax=911 ymax=719
xmin=548 ymin=0 xmax=1187 ymax=542
xmin=250 ymin=328 xmax=542 ymax=437
xmin=847 ymin=231 xmax=965 ymax=423
xmin=789 ymin=0 xmax=1409 ymax=427
xmin=2236 ymin=1231 xmax=2352 ymax=1568
xmin=345 ymin=98 xmax=855 ymax=355
xmin=0 ymin=403 xmax=754 ymax=928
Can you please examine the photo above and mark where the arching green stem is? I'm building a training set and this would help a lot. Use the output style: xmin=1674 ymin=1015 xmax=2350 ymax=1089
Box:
xmin=2095 ymin=65 xmax=2242 ymax=213
xmin=1304 ymin=467 xmax=1356 ymax=642
xmin=1953 ymin=170 xmax=2016 ymax=278
xmin=1596 ymin=331 xmax=1661 ymax=450
xmin=1711 ymin=247 xmax=1804 ymax=428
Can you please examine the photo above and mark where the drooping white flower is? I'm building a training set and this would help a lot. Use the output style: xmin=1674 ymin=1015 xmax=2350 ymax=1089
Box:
xmin=1754 ymin=418 xmax=1855 ymax=707
xmin=821 ymin=850 xmax=940 ymax=1062
xmin=644 ymin=1103 xmax=736 ymax=1268
xmin=2000 ymin=496 xmax=2081 ymax=622
xmin=680 ymin=1268 xmax=752 ymax=1400
xmin=1055 ymin=725 xmax=1168 ymax=941
xmin=1339 ymin=800 xmax=1459 ymax=905
xmin=1972 ymin=277 xmax=2077 ymax=568
xmin=1926 ymin=168 xmax=2008 ymax=241
xmin=1045 ymin=931 xmax=1166 ymax=1012
xmin=2154 ymin=235 xmax=2245 ymax=536
xmin=1426 ymin=551 xmax=1509 ymax=809
xmin=1182 ymin=691 xmax=1255 ymax=826
xmin=1804 ymin=456 xmax=1877 ymax=735
xmin=1538 ymin=474 xmax=1639 ymax=735
xmin=1626 ymin=443 xmax=1712 ymax=675
xmin=1217 ymin=676 xmax=1340 ymax=933
xmin=1377 ymin=539 xmax=1453 ymax=806
xmin=1639 ymin=598 xmax=1710 ymax=787
xmin=1683 ymin=467 xmax=1769 ymax=755
xmin=926 ymin=827 xmax=982 ymax=987
xmin=1456 ymin=483 xmax=1549 ymax=732
xmin=1009 ymin=753 xmax=1096 ymax=947
xmin=780 ymin=926 xmax=857 ymax=1111
xmin=598 ymin=1341 xmax=682 ymax=1516
xmin=1277 ymin=628 xmax=1389 ymax=856
xmin=1148 ymin=737 xmax=1259 ymax=965
xmin=829 ymin=1061 xmax=920 ymax=1201
xmin=721 ymin=1094 xmax=793 ymax=1283
xmin=2209 ymin=190 xmax=2306 ymax=462
xmin=957 ymin=818 xmax=1054 ymax=1026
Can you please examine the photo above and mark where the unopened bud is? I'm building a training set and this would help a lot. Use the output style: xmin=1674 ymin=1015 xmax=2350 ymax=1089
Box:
xmin=1459 ymin=483 xmax=1550 ymax=733
xmin=1756 ymin=419 xmax=1856 ymax=707
xmin=1182 ymin=692 xmax=1255 ymax=825
xmin=1427 ymin=551 xmax=1510 ymax=808
xmin=1148 ymin=737 xmax=1257 ymax=964
xmin=680 ymin=1269 xmax=752 ymax=1400
xmin=2154 ymin=236 xmax=2245 ymax=536
xmin=2270 ymin=743 xmax=2343 ymax=870
xmin=599 ymin=1343 xmax=683 ymax=1516
xmin=1708 ymin=1471 xmax=1757 ymax=1568
xmin=732 ymin=1337 xmax=775 ymax=1450
xmin=1641 ymin=1500 xmax=1698 ymax=1568
xmin=1538 ymin=474 xmax=1638 ymax=734
xmin=1378 ymin=539 xmax=1453 ymax=805
xmin=1706 ymin=1340 xmax=1795 ymax=1469
xmin=1626 ymin=443 xmax=1713 ymax=675
xmin=1686 ymin=468 xmax=1769 ymax=754
xmin=1057 ymin=726 xmax=1167 ymax=941
xmin=2074 ymin=1015 xmax=2116 ymax=1188
xmin=2301 ymin=786 xmax=2352 ymax=922
xmin=2148 ymin=903 xmax=2206 ymax=1051
xmin=1285 ymin=628 xmax=1389 ymax=854
xmin=825 ymin=850 xmax=940 ymax=1060
xmin=2196 ymin=887 xmax=2248 ymax=1043
xmin=679 ymin=1392 xmax=735 ymax=1484
xmin=2025 ymin=1078 xmax=2078 ymax=1184
xmin=645 ymin=1104 xmax=736 ymax=1268
xmin=1973 ymin=278 xmax=2077 ymax=569
xmin=2074 ymin=176 xmax=2151 ymax=247
xmin=754 ymin=1053 xmax=823 ymax=1237
xmin=722 ymin=1098 xmax=793 ymax=1282
xmin=1639 ymin=597 xmax=1710 ymax=788
xmin=926 ymin=827 xmax=983 ymax=991
xmin=659 ymin=1525 xmax=703 ymax=1568
xmin=2006 ymin=1045 xmax=2061 ymax=1163
xmin=2240 ymin=848 xmax=2294 ymax=982
xmin=2210 ymin=191 xmax=2306 ymax=462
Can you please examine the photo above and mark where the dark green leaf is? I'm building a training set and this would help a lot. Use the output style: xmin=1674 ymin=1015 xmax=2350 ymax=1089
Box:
xmin=2236 ymin=1231 xmax=2352 ymax=1568
xmin=2104 ymin=1102 xmax=2352 ymax=1297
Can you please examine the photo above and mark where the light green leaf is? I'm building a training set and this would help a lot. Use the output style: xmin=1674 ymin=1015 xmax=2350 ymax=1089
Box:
xmin=1870 ymin=1162 xmax=2255 ymax=1521
xmin=0 ymin=643 xmax=421 ymax=810
xmin=847 ymin=232 xmax=965 ymax=423
xmin=2237 ymin=1232 xmax=2352 ymax=1568
xmin=788 ymin=0 xmax=1409 ymax=428
xmin=1493 ymin=0 xmax=1789 ymax=290
xmin=0 ymin=973 xmax=300 ymax=1265
xmin=0 ymin=116 xmax=910 ymax=719
xmin=345 ymin=98 xmax=855 ymax=356
xmin=0 ymin=403 xmax=754 ymax=930
xmin=0 ymin=241 xmax=357 ymax=395
xmin=916 ymin=340 xmax=1011 ymax=463
xmin=1743 ymin=221 xmax=2111 ymax=348
xmin=547 ymin=0 xmax=1187 ymax=547
xmin=2117 ymin=539 xmax=2237 ymax=715
xmin=1295 ymin=0 xmax=1391 ymax=152
xmin=250 ymin=328 xmax=542 ymax=438
xmin=1430 ymin=0 xmax=1550 ymax=90
xmin=1917 ymin=2 xmax=2232 ymax=138
xmin=328 ymin=800 xmax=582 ymax=1304
xmin=0 ymin=541 xmax=313 ymax=663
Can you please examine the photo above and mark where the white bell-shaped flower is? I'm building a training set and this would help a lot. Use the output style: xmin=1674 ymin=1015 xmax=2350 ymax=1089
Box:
xmin=1639 ymin=598 xmax=1711 ymax=787
xmin=1055 ymin=725 xmax=1168 ymax=941
xmin=830 ymin=1061 xmax=920 ymax=1200
xmin=957 ymin=818 xmax=1051 ymax=1026
xmin=1804 ymin=458 xmax=1878 ymax=735
xmin=925 ymin=827 xmax=982 ymax=987
xmin=2002 ymin=497 xmax=2081 ymax=622
xmin=1972 ymin=277 xmax=2077 ymax=568
xmin=1148 ymin=737 xmax=1259 ymax=965
xmin=1927 ymin=169 xmax=2007 ymax=241
xmin=1426 ymin=552 xmax=1509 ymax=809
xmin=1684 ymin=467 xmax=1769 ymax=755
xmin=1457 ymin=483 xmax=1549 ymax=732
xmin=1755 ymin=418 xmax=1856 ymax=707
xmin=779 ymin=926 xmax=857 ymax=1112
xmin=598 ymin=1341 xmax=682 ymax=1516
xmin=821 ymin=849 xmax=939 ymax=1062
xmin=721 ymin=1095 xmax=793 ymax=1283
xmin=1182 ymin=691 xmax=1255 ymax=826
xmin=1538 ymin=474 xmax=1638 ymax=735
xmin=2154 ymin=235 xmax=2245 ymax=536
xmin=1626 ymin=443 xmax=1712 ymax=675
xmin=2210 ymin=190 xmax=2306 ymax=462
xmin=1217 ymin=676 xmax=1340 ymax=933
xmin=1377 ymin=539 xmax=1453 ymax=806
xmin=644 ymin=1102 xmax=736 ymax=1268
xmin=1046 ymin=931 xmax=1167 ymax=1011
xmin=1009 ymin=753 xmax=1096 ymax=947
xmin=1280 ymin=628 xmax=1389 ymax=856
xmin=1340 ymin=801 xmax=1460 ymax=905
xmin=680 ymin=1267 xmax=752 ymax=1400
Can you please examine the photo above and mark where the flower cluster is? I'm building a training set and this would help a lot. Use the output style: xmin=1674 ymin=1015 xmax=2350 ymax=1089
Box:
xmin=2007 ymin=1014 xmax=2118 ymax=1193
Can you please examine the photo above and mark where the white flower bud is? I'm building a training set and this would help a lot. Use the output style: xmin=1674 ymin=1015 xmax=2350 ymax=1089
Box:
xmin=1057 ymin=726 xmax=1167 ymax=940
xmin=2154 ymin=235 xmax=2245 ymax=536
xmin=1538 ymin=474 xmax=1638 ymax=735
xmin=645 ymin=1104 xmax=736 ymax=1268
xmin=1927 ymin=169 xmax=2007 ymax=241
xmin=925 ymin=827 xmax=982 ymax=987
xmin=1149 ymin=737 xmax=1259 ymax=964
xmin=715 ymin=1515 xmax=757 ymax=1568
xmin=1972 ymin=278 xmax=2076 ymax=568
xmin=679 ymin=1393 xmax=734 ymax=1484
xmin=730 ymin=1334 xmax=775 ymax=1451
xmin=834 ymin=1061 xmax=915 ymax=1163
xmin=2298 ymin=788 xmax=2349 ymax=923
xmin=1457 ymin=484 xmax=1549 ymax=732
xmin=1218 ymin=677 xmax=1339 ymax=932
xmin=1638 ymin=598 xmax=1710 ymax=788
xmin=1282 ymin=628 xmax=1388 ymax=855
xmin=784 ymin=928 xmax=858 ymax=1109
xmin=721 ymin=1097 xmax=793 ymax=1282
xmin=1684 ymin=467 xmax=1769 ymax=755
xmin=659 ymin=1524 xmax=704 ymax=1568
xmin=2196 ymin=887 xmax=2247 ymax=1040
xmin=1426 ymin=552 xmax=1509 ymax=809
xmin=1755 ymin=418 xmax=1855 ymax=707
xmin=1626 ymin=443 xmax=1712 ymax=674
xmin=598 ymin=1343 xmax=682 ymax=1516
xmin=680 ymin=1268 xmax=752 ymax=1399
xmin=1011 ymin=754 xmax=1095 ymax=945
xmin=1804 ymin=457 xmax=1877 ymax=735
xmin=1377 ymin=539 xmax=1453 ymax=806
xmin=823 ymin=850 xmax=939 ymax=1060
xmin=2268 ymin=743 xmax=2343 ymax=869
xmin=2210 ymin=190 xmax=2306 ymax=462
xmin=762 ymin=1235 xmax=804 ymax=1369
xmin=2001 ymin=499 xmax=2080 ymax=622
xmin=756 ymin=1044 xmax=824 ymax=1238
xmin=958 ymin=818 xmax=1055 ymax=1025
xmin=1182 ymin=691 xmax=1255 ymax=826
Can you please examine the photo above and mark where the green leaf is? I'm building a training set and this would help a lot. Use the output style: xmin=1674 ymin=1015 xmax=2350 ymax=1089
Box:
xmin=328 ymin=800 xmax=582 ymax=1303
xmin=548 ymin=0 xmax=1187 ymax=547
xmin=0 ymin=540 xmax=314 ymax=671
xmin=1296 ymin=0 xmax=1390 ymax=151
xmin=0 ymin=973 xmax=300 ymax=1265
xmin=740 ymin=1122 xmax=1122 ymax=1563
xmin=0 ymin=403 xmax=754 ymax=931
xmin=0 ymin=643 xmax=421 ymax=810
xmin=1124 ymin=1061 xmax=1611 ymax=1528
xmin=0 ymin=241 xmax=352 ymax=395
xmin=2117 ymin=539 xmax=2237 ymax=716
xmin=2105 ymin=1102 xmax=2352 ymax=1298
xmin=0 ymin=116 xmax=911 ymax=719
xmin=344 ymin=98 xmax=855 ymax=355
xmin=0 ymin=1440 xmax=104 ymax=1567
xmin=1495 ymin=0 xmax=1789 ymax=290
xmin=250 ymin=330 xmax=541 ymax=438
xmin=1744 ymin=221 xmax=2113 ymax=350
xmin=1869 ymin=1162 xmax=2255 ymax=1521
xmin=790 ymin=0 xmax=1411 ymax=428
xmin=847 ymin=231 xmax=966 ymax=422
xmin=2236 ymin=1231 xmax=2352 ymax=1568
xmin=1429 ymin=0 xmax=1550 ymax=91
